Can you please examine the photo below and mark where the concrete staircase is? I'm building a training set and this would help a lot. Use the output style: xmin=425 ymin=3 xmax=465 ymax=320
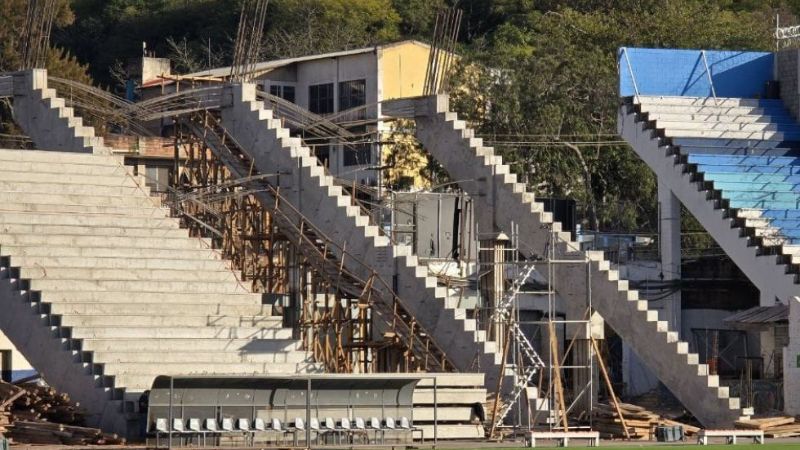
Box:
xmin=384 ymin=95 xmax=748 ymax=427
xmin=619 ymin=95 xmax=800 ymax=303
xmin=2 ymin=72 xmax=317 ymax=436
xmin=220 ymin=84 xmax=512 ymax=390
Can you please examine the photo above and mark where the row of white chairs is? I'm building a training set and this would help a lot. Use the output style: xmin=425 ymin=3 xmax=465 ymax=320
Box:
xmin=154 ymin=416 xmax=421 ymax=447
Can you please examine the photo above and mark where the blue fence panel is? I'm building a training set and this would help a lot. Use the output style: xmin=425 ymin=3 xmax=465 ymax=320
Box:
xmin=619 ymin=47 xmax=773 ymax=98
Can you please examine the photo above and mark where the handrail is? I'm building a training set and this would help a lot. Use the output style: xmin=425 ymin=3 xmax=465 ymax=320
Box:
xmin=620 ymin=47 xmax=640 ymax=101
xmin=700 ymin=50 xmax=718 ymax=105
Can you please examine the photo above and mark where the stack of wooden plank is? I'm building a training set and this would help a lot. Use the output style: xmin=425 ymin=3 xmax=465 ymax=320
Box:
xmin=592 ymin=402 xmax=699 ymax=440
xmin=736 ymin=416 xmax=800 ymax=438
xmin=0 ymin=380 xmax=125 ymax=445
xmin=593 ymin=403 xmax=659 ymax=440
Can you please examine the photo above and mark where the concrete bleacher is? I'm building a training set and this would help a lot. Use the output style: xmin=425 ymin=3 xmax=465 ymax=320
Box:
xmin=619 ymin=45 xmax=800 ymax=419
xmin=619 ymin=47 xmax=800 ymax=304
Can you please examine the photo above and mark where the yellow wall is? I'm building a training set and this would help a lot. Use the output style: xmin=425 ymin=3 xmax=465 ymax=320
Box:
xmin=378 ymin=41 xmax=455 ymax=189
xmin=378 ymin=41 xmax=453 ymax=101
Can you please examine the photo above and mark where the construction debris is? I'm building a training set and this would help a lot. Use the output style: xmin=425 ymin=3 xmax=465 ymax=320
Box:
xmin=736 ymin=416 xmax=800 ymax=438
xmin=592 ymin=402 xmax=699 ymax=440
xmin=0 ymin=380 xmax=125 ymax=445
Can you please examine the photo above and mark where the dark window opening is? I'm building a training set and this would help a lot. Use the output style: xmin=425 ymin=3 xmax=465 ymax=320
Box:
xmin=269 ymin=85 xmax=296 ymax=103
xmin=309 ymin=83 xmax=334 ymax=114
xmin=343 ymin=143 xmax=371 ymax=167
xmin=339 ymin=79 xmax=366 ymax=119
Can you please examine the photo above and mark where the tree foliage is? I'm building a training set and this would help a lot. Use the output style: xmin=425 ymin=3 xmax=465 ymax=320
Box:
xmin=5 ymin=0 xmax=800 ymax=234
xmin=450 ymin=0 xmax=786 ymax=232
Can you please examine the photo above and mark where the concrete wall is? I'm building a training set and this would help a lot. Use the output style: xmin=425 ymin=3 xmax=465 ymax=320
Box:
xmin=777 ymin=49 xmax=800 ymax=118
xmin=784 ymin=297 xmax=800 ymax=414
xmin=292 ymin=52 xmax=379 ymax=184
xmin=0 ymin=332 xmax=35 ymax=381
xmin=619 ymin=47 xmax=774 ymax=98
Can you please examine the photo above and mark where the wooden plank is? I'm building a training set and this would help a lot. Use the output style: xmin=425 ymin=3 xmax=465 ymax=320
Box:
xmin=736 ymin=416 xmax=795 ymax=430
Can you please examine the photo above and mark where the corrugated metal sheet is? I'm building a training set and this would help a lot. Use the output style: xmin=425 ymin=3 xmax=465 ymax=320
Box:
xmin=723 ymin=304 xmax=788 ymax=325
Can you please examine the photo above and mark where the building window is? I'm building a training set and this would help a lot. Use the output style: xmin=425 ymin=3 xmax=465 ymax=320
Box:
xmin=339 ymin=79 xmax=366 ymax=112
xmin=145 ymin=166 xmax=171 ymax=193
xmin=269 ymin=84 xmax=295 ymax=103
xmin=343 ymin=143 xmax=371 ymax=167
xmin=309 ymin=83 xmax=334 ymax=114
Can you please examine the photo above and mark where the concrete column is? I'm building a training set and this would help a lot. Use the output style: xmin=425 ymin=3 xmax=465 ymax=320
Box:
xmin=658 ymin=182 xmax=682 ymax=331
xmin=478 ymin=233 xmax=508 ymax=343
xmin=783 ymin=297 xmax=800 ymax=415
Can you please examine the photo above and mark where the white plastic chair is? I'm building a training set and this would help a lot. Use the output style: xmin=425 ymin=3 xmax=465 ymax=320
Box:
xmin=172 ymin=418 xmax=190 ymax=446
xmin=400 ymin=416 xmax=423 ymax=442
xmin=323 ymin=417 xmax=337 ymax=444
xmin=368 ymin=417 xmax=383 ymax=444
xmin=353 ymin=417 xmax=368 ymax=444
xmin=188 ymin=418 xmax=205 ymax=446
xmin=204 ymin=419 xmax=220 ymax=447
xmin=292 ymin=417 xmax=305 ymax=446
xmin=155 ymin=418 xmax=168 ymax=448
xmin=309 ymin=418 xmax=321 ymax=445
xmin=340 ymin=417 xmax=352 ymax=444
xmin=238 ymin=418 xmax=254 ymax=446
xmin=271 ymin=418 xmax=289 ymax=445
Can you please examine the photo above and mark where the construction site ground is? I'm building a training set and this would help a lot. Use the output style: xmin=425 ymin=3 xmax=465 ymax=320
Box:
xmin=6 ymin=439 xmax=800 ymax=449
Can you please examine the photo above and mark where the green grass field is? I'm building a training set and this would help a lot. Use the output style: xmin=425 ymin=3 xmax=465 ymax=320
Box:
xmin=489 ymin=445 xmax=800 ymax=449
xmin=446 ymin=444 xmax=800 ymax=449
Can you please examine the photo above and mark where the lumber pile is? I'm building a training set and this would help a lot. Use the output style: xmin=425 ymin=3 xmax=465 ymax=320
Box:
xmin=736 ymin=416 xmax=800 ymax=438
xmin=0 ymin=380 xmax=125 ymax=445
xmin=593 ymin=402 xmax=657 ymax=440
xmin=592 ymin=402 xmax=699 ymax=440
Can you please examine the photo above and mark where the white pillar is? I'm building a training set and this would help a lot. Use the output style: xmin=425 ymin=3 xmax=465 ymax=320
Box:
xmin=658 ymin=182 xmax=682 ymax=331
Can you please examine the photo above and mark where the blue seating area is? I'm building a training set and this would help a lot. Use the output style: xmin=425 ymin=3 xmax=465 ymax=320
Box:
xmin=660 ymin=104 xmax=800 ymax=244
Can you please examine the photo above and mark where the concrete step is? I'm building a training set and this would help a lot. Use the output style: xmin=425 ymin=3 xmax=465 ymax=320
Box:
xmin=641 ymin=103 xmax=779 ymax=116
xmin=35 ymin=291 xmax=263 ymax=304
xmin=89 ymin=350 xmax=310 ymax=364
xmin=0 ymin=180 xmax=148 ymax=196
xmin=0 ymin=211 xmax=179 ymax=229
xmin=101 ymin=361 xmax=309 ymax=376
xmin=48 ymin=302 xmax=272 ymax=316
xmin=656 ymin=120 xmax=799 ymax=133
xmin=79 ymin=338 xmax=301 ymax=353
xmin=1 ymin=244 xmax=221 ymax=261
xmin=67 ymin=326 xmax=293 ymax=340
xmin=0 ymin=160 xmax=132 ymax=176
xmin=0 ymin=169 xmax=142 ymax=188
xmin=0 ymin=202 xmax=170 ymax=218
xmin=0 ymin=148 xmax=121 ymax=166
xmin=663 ymin=128 xmax=796 ymax=141
xmin=646 ymin=112 xmax=795 ymax=124
xmin=0 ymin=191 xmax=158 ymax=208
xmin=9 ymin=255 xmax=231 ymax=271
xmin=0 ymin=224 xmax=187 ymax=239
xmin=636 ymin=96 xmax=782 ymax=108
xmin=0 ymin=233 xmax=208 ymax=250
xmin=20 ymin=266 xmax=240 ymax=283
xmin=31 ymin=279 xmax=250 ymax=294
xmin=58 ymin=314 xmax=284 ymax=328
